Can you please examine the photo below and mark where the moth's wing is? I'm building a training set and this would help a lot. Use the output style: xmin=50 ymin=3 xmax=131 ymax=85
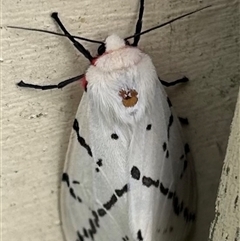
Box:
xmin=61 ymin=94 xmax=132 ymax=241
xmin=128 ymin=80 xmax=197 ymax=241
xmin=61 ymin=93 xmax=94 ymax=241
xmin=61 ymin=81 xmax=197 ymax=241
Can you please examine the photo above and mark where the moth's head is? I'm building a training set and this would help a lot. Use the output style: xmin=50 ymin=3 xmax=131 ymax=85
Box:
xmin=97 ymin=34 xmax=130 ymax=55
xmin=92 ymin=34 xmax=142 ymax=71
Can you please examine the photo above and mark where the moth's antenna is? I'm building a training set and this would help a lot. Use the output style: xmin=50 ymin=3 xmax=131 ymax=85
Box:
xmin=7 ymin=26 xmax=103 ymax=44
xmin=125 ymin=5 xmax=211 ymax=40
xmin=132 ymin=0 xmax=145 ymax=46
xmin=51 ymin=12 xmax=93 ymax=61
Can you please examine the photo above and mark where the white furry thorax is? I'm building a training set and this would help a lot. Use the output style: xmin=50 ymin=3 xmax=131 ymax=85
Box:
xmin=85 ymin=34 xmax=158 ymax=125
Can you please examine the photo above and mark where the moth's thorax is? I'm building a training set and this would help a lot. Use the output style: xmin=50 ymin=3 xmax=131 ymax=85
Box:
xmin=92 ymin=34 xmax=144 ymax=72
xmin=85 ymin=34 xmax=158 ymax=124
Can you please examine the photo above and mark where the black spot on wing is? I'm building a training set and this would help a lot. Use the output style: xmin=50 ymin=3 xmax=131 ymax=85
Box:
xmin=167 ymin=97 xmax=172 ymax=107
xmin=160 ymin=183 xmax=169 ymax=195
xmin=62 ymin=173 xmax=70 ymax=187
xmin=137 ymin=230 xmax=144 ymax=240
xmin=183 ymin=207 xmax=195 ymax=222
xmin=115 ymin=184 xmax=128 ymax=197
xmin=111 ymin=133 xmax=119 ymax=139
xmin=97 ymin=208 xmax=107 ymax=217
xmin=88 ymin=218 xmax=97 ymax=238
xmin=162 ymin=142 xmax=167 ymax=151
xmin=103 ymin=194 xmax=117 ymax=210
xmin=122 ymin=236 xmax=129 ymax=241
xmin=95 ymin=159 xmax=103 ymax=173
xmin=146 ymin=124 xmax=152 ymax=130
xmin=73 ymin=119 xmax=92 ymax=157
xmin=168 ymin=191 xmax=174 ymax=199
xmin=142 ymin=176 xmax=159 ymax=188
xmin=131 ymin=166 xmax=141 ymax=180
xmin=184 ymin=143 xmax=190 ymax=154
xmin=69 ymin=187 xmax=76 ymax=199
xmin=167 ymin=114 xmax=174 ymax=139
xmin=92 ymin=210 xmax=99 ymax=228
xmin=184 ymin=208 xmax=189 ymax=222
xmin=62 ymin=172 xmax=82 ymax=203
xmin=72 ymin=180 xmax=80 ymax=184
xmin=173 ymin=195 xmax=184 ymax=216
xmin=97 ymin=183 xmax=129 ymax=218
xmin=83 ymin=228 xmax=89 ymax=237
xmin=77 ymin=231 xmax=84 ymax=241
xmin=180 ymin=160 xmax=188 ymax=179
xmin=178 ymin=117 xmax=189 ymax=125
xmin=180 ymin=143 xmax=190 ymax=178
xmin=162 ymin=142 xmax=169 ymax=158
xmin=97 ymin=159 xmax=103 ymax=167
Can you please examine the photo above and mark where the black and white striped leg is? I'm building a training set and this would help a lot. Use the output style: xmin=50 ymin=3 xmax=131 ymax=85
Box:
xmin=51 ymin=12 xmax=93 ymax=61
xmin=159 ymin=76 xmax=189 ymax=87
xmin=17 ymin=74 xmax=83 ymax=90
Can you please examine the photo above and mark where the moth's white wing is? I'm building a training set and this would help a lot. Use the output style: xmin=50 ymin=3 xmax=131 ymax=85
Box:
xmin=61 ymin=94 xmax=133 ymax=241
xmin=61 ymin=41 xmax=196 ymax=241
xmin=128 ymin=80 xmax=197 ymax=241
xmin=61 ymin=84 xmax=196 ymax=241
xmin=61 ymin=94 xmax=95 ymax=241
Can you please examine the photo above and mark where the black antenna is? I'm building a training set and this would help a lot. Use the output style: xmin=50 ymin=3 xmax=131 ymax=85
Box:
xmin=7 ymin=26 xmax=103 ymax=44
xmin=132 ymin=0 xmax=145 ymax=46
xmin=125 ymin=5 xmax=211 ymax=40
xmin=51 ymin=12 xmax=93 ymax=61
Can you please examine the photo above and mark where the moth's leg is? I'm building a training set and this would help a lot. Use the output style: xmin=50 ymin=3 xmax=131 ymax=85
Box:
xmin=178 ymin=117 xmax=189 ymax=125
xmin=51 ymin=12 xmax=93 ymax=61
xmin=166 ymin=90 xmax=189 ymax=125
xmin=132 ymin=0 xmax=144 ymax=46
xmin=159 ymin=76 xmax=189 ymax=87
xmin=17 ymin=74 xmax=83 ymax=90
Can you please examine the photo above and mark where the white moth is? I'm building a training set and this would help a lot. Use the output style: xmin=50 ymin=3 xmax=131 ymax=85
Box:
xmin=14 ymin=1 xmax=211 ymax=240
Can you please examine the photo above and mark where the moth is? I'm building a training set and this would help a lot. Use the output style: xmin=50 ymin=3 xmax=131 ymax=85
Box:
xmin=13 ymin=1 xmax=211 ymax=240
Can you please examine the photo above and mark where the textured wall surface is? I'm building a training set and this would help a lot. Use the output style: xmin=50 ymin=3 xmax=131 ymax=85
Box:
xmin=209 ymin=90 xmax=240 ymax=241
xmin=2 ymin=0 xmax=239 ymax=240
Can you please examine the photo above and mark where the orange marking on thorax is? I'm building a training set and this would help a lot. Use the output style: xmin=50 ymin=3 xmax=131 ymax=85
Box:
xmin=119 ymin=89 xmax=138 ymax=107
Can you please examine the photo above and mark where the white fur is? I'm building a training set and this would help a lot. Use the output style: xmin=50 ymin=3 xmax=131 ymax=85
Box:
xmin=87 ymin=47 xmax=156 ymax=125
xmin=61 ymin=35 xmax=197 ymax=241
xmin=105 ymin=34 xmax=126 ymax=52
